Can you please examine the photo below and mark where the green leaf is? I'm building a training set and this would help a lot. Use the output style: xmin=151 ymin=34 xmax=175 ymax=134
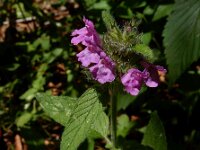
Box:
xmin=133 ymin=44 xmax=154 ymax=62
xmin=20 ymin=88 xmax=38 ymax=101
xmin=89 ymin=111 xmax=109 ymax=138
xmin=20 ymin=64 xmax=47 ymax=101
xmin=87 ymin=138 xmax=95 ymax=150
xmin=16 ymin=112 xmax=33 ymax=127
xmin=83 ymin=0 xmax=97 ymax=8
xmin=43 ymin=48 xmax=63 ymax=63
xmin=89 ymin=1 xmax=110 ymax=10
xmin=35 ymin=94 xmax=77 ymax=126
xmin=102 ymin=11 xmax=117 ymax=30
xmin=6 ymin=63 xmax=20 ymax=71
xmin=141 ymin=32 xmax=152 ymax=45
xmin=120 ymin=139 xmax=153 ymax=150
xmin=163 ymin=0 xmax=200 ymax=82
xmin=32 ymin=76 xmax=45 ymax=89
xmin=117 ymin=87 xmax=147 ymax=111
xmin=60 ymin=88 xmax=103 ymax=150
xmin=143 ymin=6 xmax=154 ymax=15
xmin=117 ymin=114 xmax=134 ymax=138
xmin=142 ymin=111 xmax=167 ymax=150
xmin=117 ymin=92 xmax=136 ymax=111
xmin=36 ymin=89 xmax=108 ymax=149
xmin=152 ymin=4 xmax=173 ymax=21
xmin=32 ymin=34 xmax=50 ymax=51
xmin=36 ymin=63 xmax=48 ymax=76
xmin=13 ymin=2 xmax=32 ymax=18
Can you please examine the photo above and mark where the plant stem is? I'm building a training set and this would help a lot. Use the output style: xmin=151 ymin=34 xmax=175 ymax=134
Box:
xmin=109 ymin=84 xmax=117 ymax=149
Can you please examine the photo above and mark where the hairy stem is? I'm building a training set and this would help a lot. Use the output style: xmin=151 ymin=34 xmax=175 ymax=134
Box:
xmin=109 ymin=84 xmax=117 ymax=149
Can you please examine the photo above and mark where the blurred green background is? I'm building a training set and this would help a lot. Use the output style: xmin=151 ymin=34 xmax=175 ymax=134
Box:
xmin=0 ymin=0 xmax=199 ymax=150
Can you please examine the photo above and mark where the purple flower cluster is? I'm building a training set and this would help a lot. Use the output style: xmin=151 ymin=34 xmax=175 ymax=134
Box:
xmin=121 ymin=62 xmax=166 ymax=95
xmin=71 ymin=18 xmax=166 ymax=96
xmin=71 ymin=17 xmax=115 ymax=84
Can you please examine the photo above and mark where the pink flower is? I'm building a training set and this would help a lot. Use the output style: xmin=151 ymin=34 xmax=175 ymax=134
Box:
xmin=72 ymin=18 xmax=167 ymax=89
xmin=76 ymin=47 xmax=100 ymax=67
xmin=142 ymin=62 xmax=167 ymax=87
xmin=121 ymin=64 xmax=167 ymax=95
xmin=121 ymin=68 xmax=144 ymax=96
xmin=71 ymin=17 xmax=101 ymax=46
xmin=89 ymin=59 xmax=115 ymax=84
xmin=71 ymin=17 xmax=116 ymax=84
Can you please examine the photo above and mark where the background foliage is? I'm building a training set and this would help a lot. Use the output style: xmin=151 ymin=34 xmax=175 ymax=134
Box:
xmin=0 ymin=0 xmax=199 ymax=150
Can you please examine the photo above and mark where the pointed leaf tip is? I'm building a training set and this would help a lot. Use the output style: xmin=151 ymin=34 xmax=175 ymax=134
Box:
xmin=142 ymin=111 xmax=167 ymax=150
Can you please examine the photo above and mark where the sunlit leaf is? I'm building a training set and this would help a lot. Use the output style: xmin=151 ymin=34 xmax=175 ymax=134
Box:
xmin=117 ymin=114 xmax=134 ymax=138
xmin=32 ymin=76 xmax=45 ymax=89
xmin=60 ymin=88 xmax=103 ymax=150
xmin=87 ymin=138 xmax=95 ymax=150
xmin=35 ymin=94 xmax=77 ymax=126
xmin=20 ymin=88 xmax=38 ymax=101
xmin=16 ymin=112 xmax=33 ymax=127
xmin=141 ymin=32 xmax=152 ymax=45
xmin=89 ymin=110 xmax=109 ymax=138
xmin=13 ymin=2 xmax=32 ymax=18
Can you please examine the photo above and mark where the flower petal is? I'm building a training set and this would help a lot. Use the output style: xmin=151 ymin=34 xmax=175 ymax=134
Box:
xmin=121 ymin=68 xmax=143 ymax=96
xmin=89 ymin=60 xmax=115 ymax=84
xmin=77 ymin=48 xmax=100 ymax=67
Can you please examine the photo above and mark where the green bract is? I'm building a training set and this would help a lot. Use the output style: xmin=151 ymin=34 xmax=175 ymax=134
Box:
xmin=102 ymin=11 xmax=155 ymax=73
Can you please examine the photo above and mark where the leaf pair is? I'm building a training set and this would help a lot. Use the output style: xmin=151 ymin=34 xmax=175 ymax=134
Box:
xmin=36 ymin=88 xmax=109 ymax=150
